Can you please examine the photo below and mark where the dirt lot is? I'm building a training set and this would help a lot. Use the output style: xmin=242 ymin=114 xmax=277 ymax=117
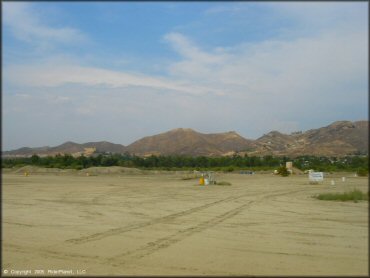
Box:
xmin=2 ymin=169 xmax=368 ymax=276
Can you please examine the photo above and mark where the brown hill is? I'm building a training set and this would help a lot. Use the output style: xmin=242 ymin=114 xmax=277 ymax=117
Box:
xmin=3 ymin=141 xmax=127 ymax=157
xmin=82 ymin=141 xmax=126 ymax=154
xmin=2 ymin=120 xmax=368 ymax=157
xmin=206 ymin=131 xmax=257 ymax=153
xmin=51 ymin=141 xmax=85 ymax=154
xmin=254 ymin=131 xmax=297 ymax=154
xmin=250 ymin=120 xmax=368 ymax=157
xmin=127 ymin=128 xmax=220 ymax=156
xmin=125 ymin=128 xmax=255 ymax=156
xmin=301 ymin=121 xmax=368 ymax=155
xmin=3 ymin=146 xmax=52 ymax=157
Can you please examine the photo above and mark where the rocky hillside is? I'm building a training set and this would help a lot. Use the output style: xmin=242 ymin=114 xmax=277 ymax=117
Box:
xmin=250 ymin=120 xmax=368 ymax=157
xmin=3 ymin=141 xmax=127 ymax=157
xmin=3 ymin=120 xmax=368 ymax=157
xmin=126 ymin=128 xmax=255 ymax=156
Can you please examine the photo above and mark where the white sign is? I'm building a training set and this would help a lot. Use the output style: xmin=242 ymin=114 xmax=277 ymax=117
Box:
xmin=309 ymin=172 xmax=324 ymax=182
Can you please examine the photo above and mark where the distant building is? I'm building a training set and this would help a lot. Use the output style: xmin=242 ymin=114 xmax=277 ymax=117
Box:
xmin=286 ymin=161 xmax=293 ymax=174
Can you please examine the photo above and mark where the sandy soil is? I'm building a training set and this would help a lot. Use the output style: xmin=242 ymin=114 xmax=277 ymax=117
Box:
xmin=2 ymin=169 xmax=368 ymax=276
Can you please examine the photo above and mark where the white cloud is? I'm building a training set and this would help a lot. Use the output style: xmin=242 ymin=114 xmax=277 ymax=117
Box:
xmin=4 ymin=61 xmax=220 ymax=96
xmin=164 ymin=28 xmax=367 ymax=101
xmin=14 ymin=93 xmax=32 ymax=99
xmin=270 ymin=2 xmax=367 ymax=28
xmin=164 ymin=32 xmax=228 ymax=64
xmin=3 ymin=2 xmax=87 ymax=45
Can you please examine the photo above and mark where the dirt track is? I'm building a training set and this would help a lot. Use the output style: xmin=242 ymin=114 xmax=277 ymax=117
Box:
xmin=2 ymin=170 xmax=368 ymax=276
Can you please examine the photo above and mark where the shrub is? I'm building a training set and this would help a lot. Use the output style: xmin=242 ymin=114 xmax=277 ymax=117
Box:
xmin=357 ymin=168 xmax=368 ymax=177
xmin=225 ymin=167 xmax=234 ymax=172
xmin=73 ymin=165 xmax=83 ymax=170
xmin=277 ymin=166 xmax=290 ymax=177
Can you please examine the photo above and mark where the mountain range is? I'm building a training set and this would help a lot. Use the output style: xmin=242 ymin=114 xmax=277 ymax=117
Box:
xmin=3 ymin=120 xmax=368 ymax=157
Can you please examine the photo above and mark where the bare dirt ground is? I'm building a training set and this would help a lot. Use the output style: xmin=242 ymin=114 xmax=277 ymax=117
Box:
xmin=2 ymin=169 xmax=368 ymax=276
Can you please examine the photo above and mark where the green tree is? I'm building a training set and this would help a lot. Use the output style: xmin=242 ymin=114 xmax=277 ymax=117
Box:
xmin=277 ymin=166 xmax=290 ymax=177
xmin=31 ymin=154 xmax=40 ymax=165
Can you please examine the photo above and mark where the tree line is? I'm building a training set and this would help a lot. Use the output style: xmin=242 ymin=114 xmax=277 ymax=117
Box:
xmin=1 ymin=153 xmax=368 ymax=174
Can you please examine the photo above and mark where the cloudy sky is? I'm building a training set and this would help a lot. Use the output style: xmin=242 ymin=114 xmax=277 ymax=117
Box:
xmin=2 ymin=2 xmax=368 ymax=150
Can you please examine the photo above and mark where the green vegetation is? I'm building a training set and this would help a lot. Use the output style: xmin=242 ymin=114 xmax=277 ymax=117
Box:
xmin=293 ymin=155 xmax=368 ymax=172
xmin=357 ymin=168 xmax=368 ymax=177
xmin=277 ymin=166 xmax=290 ymax=177
xmin=314 ymin=189 xmax=368 ymax=203
xmin=2 ymin=153 xmax=368 ymax=173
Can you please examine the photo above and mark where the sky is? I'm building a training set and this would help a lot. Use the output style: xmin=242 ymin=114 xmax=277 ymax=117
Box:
xmin=2 ymin=2 xmax=368 ymax=150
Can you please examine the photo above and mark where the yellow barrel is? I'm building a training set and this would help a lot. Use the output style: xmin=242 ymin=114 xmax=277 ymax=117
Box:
xmin=199 ymin=177 xmax=205 ymax=185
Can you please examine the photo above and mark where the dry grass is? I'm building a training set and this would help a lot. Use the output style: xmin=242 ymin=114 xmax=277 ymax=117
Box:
xmin=314 ymin=189 xmax=368 ymax=203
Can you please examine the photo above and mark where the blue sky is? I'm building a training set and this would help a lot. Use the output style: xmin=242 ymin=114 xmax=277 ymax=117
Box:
xmin=2 ymin=2 xmax=368 ymax=150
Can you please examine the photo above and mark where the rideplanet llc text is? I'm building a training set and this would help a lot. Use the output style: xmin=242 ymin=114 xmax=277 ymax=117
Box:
xmin=3 ymin=269 xmax=86 ymax=275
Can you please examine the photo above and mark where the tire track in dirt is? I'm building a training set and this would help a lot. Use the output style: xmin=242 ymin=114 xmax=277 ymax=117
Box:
xmin=34 ymin=186 xmax=127 ymax=207
xmin=3 ymin=221 xmax=35 ymax=227
xmin=66 ymin=186 xmax=312 ymax=245
xmin=107 ymin=200 xmax=255 ymax=266
xmin=4 ymin=187 xmax=312 ymax=268
xmin=3 ymin=243 xmax=104 ymax=265
xmin=65 ymin=193 xmax=248 ymax=244
xmin=107 ymin=187 xmax=307 ymax=266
